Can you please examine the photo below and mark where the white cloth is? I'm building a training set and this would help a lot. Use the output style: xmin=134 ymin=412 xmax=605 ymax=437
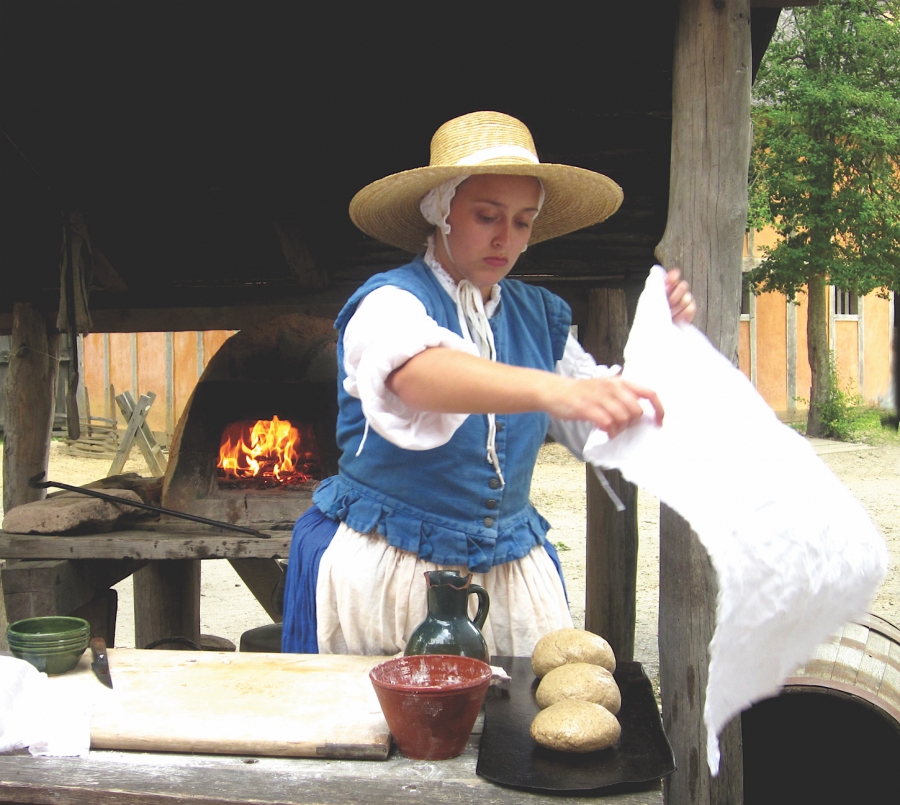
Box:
xmin=316 ymin=524 xmax=573 ymax=657
xmin=419 ymin=177 xmax=469 ymax=240
xmin=0 ymin=655 xmax=92 ymax=756
xmin=583 ymin=265 xmax=888 ymax=775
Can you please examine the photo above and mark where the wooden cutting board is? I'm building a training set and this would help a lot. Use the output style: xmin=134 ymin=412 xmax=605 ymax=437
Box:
xmin=59 ymin=649 xmax=392 ymax=759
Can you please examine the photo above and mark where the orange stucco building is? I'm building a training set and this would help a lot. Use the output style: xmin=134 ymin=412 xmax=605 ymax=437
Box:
xmin=740 ymin=228 xmax=896 ymax=417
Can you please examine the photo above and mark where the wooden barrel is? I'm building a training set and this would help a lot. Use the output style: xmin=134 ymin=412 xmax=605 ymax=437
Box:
xmin=784 ymin=612 xmax=900 ymax=725
xmin=742 ymin=613 xmax=899 ymax=805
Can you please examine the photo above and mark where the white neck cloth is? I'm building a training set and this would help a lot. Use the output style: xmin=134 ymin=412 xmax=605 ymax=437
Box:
xmin=423 ymin=238 xmax=505 ymax=486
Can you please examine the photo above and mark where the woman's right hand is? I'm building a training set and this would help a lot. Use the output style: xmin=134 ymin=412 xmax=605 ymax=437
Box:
xmin=541 ymin=374 xmax=664 ymax=439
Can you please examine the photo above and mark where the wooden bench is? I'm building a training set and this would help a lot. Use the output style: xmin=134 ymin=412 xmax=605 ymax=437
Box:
xmin=0 ymin=525 xmax=288 ymax=647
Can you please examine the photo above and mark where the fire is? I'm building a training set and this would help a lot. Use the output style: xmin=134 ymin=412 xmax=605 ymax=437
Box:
xmin=217 ymin=417 xmax=321 ymax=486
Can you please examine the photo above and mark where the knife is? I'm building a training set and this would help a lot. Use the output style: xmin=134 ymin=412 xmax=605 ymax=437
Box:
xmin=90 ymin=637 xmax=114 ymax=688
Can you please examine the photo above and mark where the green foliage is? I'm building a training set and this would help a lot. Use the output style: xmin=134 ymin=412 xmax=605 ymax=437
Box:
xmin=788 ymin=403 xmax=900 ymax=445
xmin=834 ymin=407 xmax=900 ymax=444
xmin=796 ymin=354 xmax=898 ymax=442
xmin=811 ymin=355 xmax=864 ymax=440
xmin=848 ymin=408 xmax=900 ymax=445
xmin=554 ymin=542 xmax=571 ymax=552
xmin=749 ymin=0 xmax=900 ymax=300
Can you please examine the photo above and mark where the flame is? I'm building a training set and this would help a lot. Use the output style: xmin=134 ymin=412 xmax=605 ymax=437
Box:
xmin=217 ymin=417 xmax=320 ymax=484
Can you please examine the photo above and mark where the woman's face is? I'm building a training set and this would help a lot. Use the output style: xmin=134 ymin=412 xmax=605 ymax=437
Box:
xmin=434 ymin=174 xmax=542 ymax=299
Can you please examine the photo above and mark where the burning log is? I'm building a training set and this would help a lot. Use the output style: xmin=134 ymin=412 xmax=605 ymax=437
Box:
xmin=217 ymin=417 xmax=323 ymax=487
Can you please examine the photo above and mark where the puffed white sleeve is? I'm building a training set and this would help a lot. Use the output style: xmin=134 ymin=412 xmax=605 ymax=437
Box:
xmin=342 ymin=285 xmax=480 ymax=450
xmin=546 ymin=333 xmax=621 ymax=460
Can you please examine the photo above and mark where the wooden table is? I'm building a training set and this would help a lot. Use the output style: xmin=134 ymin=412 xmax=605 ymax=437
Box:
xmin=0 ymin=524 xmax=289 ymax=647
xmin=0 ymin=648 xmax=666 ymax=803
xmin=0 ymin=742 xmax=663 ymax=805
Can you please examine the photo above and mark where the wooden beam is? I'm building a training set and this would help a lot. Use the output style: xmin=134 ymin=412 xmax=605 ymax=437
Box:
xmin=750 ymin=1 xmax=817 ymax=7
xmin=1 ymin=558 xmax=141 ymax=625
xmin=70 ymin=588 xmax=119 ymax=646
xmin=0 ymin=298 xmax=351 ymax=336
xmin=655 ymin=0 xmax=751 ymax=802
xmin=582 ymin=288 xmax=639 ymax=661
xmin=2 ymin=560 xmax=90 ymax=623
xmin=0 ymin=565 xmax=8 ymax=651
xmin=0 ymin=528 xmax=291 ymax=561
xmin=0 ymin=747 xmax=664 ymax=805
xmin=273 ymin=221 xmax=328 ymax=288
xmin=2 ymin=303 xmax=59 ymax=514
xmin=228 ymin=558 xmax=284 ymax=622
xmin=2 ymin=558 xmax=129 ymax=646
xmin=133 ymin=560 xmax=201 ymax=649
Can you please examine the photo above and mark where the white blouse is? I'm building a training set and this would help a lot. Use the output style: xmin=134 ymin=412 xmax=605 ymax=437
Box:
xmin=341 ymin=260 xmax=619 ymax=458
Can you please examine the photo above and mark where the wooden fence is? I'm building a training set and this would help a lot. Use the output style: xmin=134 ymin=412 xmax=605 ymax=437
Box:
xmin=79 ymin=330 xmax=237 ymax=444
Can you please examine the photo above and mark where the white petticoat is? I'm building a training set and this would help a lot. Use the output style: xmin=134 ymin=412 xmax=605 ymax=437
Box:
xmin=315 ymin=523 xmax=573 ymax=657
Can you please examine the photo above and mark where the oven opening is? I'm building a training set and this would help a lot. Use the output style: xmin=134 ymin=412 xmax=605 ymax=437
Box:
xmin=216 ymin=417 xmax=324 ymax=489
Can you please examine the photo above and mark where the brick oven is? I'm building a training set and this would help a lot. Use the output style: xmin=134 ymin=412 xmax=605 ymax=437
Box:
xmin=161 ymin=315 xmax=340 ymax=530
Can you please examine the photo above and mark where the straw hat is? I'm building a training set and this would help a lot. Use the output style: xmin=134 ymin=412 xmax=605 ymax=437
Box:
xmin=349 ymin=111 xmax=624 ymax=253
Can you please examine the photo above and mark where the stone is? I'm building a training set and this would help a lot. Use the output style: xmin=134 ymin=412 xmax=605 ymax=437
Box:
xmin=84 ymin=473 xmax=163 ymax=504
xmin=2 ymin=489 xmax=151 ymax=534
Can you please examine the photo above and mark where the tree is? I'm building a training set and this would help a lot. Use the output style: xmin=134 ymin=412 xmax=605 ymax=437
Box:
xmin=748 ymin=0 xmax=900 ymax=437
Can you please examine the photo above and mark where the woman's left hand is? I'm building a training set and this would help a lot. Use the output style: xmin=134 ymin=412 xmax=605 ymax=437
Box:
xmin=665 ymin=268 xmax=696 ymax=324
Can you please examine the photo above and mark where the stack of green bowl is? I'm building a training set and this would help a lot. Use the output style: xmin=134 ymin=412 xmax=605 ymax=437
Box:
xmin=6 ymin=616 xmax=91 ymax=675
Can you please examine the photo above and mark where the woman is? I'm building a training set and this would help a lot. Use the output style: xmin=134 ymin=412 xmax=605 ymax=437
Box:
xmin=282 ymin=111 xmax=694 ymax=657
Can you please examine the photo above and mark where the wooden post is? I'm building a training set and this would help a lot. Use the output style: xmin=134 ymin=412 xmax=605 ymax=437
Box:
xmin=228 ymin=558 xmax=284 ymax=622
xmin=133 ymin=561 xmax=201 ymax=649
xmin=2 ymin=303 xmax=60 ymax=514
xmin=582 ymin=288 xmax=638 ymax=661
xmin=0 ymin=566 xmax=8 ymax=651
xmin=655 ymin=0 xmax=751 ymax=803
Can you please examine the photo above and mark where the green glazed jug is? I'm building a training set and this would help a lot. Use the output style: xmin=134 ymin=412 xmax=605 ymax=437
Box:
xmin=404 ymin=571 xmax=490 ymax=663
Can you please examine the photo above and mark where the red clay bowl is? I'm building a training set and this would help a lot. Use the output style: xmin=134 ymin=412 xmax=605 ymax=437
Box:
xmin=369 ymin=654 xmax=492 ymax=760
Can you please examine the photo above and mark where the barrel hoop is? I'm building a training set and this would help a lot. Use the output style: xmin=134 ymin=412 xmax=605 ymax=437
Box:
xmin=859 ymin=612 xmax=900 ymax=642
xmin=782 ymin=676 xmax=900 ymax=729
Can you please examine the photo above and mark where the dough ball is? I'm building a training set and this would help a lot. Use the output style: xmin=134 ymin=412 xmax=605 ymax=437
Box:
xmin=531 ymin=628 xmax=616 ymax=678
xmin=535 ymin=662 xmax=621 ymax=714
xmin=530 ymin=700 xmax=621 ymax=753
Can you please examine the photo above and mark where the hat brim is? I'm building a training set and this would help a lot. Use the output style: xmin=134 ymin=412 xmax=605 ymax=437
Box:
xmin=349 ymin=163 xmax=624 ymax=254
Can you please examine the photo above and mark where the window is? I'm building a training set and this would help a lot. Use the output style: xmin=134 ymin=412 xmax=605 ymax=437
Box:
xmin=741 ymin=276 xmax=752 ymax=317
xmin=834 ymin=289 xmax=859 ymax=316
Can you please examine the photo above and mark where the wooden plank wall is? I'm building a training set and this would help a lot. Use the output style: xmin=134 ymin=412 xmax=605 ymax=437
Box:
xmin=82 ymin=330 xmax=237 ymax=442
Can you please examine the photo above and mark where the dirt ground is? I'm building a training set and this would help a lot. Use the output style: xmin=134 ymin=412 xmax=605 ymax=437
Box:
xmin=3 ymin=437 xmax=898 ymax=679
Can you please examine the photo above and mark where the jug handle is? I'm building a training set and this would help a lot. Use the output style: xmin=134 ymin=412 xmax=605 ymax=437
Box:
xmin=468 ymin=583 xmax=490 ymax=630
